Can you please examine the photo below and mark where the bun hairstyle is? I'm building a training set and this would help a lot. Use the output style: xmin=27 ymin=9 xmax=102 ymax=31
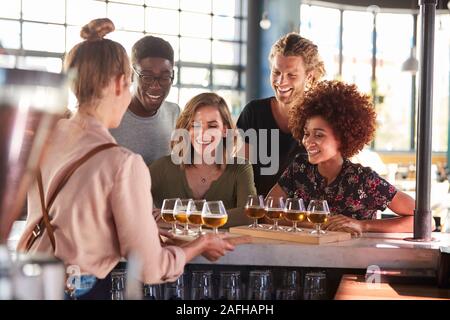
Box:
xmin=64 ymin=18 xmax=130 ymax=107
xmin=80 ymin=18 xmax=115 ymax=41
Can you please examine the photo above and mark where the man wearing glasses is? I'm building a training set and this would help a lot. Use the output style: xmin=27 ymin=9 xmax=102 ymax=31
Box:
xmin=110 ymin=36 xmax=180 ymax=165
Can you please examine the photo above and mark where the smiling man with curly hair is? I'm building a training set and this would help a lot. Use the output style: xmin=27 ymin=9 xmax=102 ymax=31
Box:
xmin=267 ymin=80 xmax=417 ymax=235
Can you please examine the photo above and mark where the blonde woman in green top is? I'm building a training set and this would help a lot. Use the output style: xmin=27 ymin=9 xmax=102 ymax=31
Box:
xmin=149 ymin=92 xmax=256 ymax=227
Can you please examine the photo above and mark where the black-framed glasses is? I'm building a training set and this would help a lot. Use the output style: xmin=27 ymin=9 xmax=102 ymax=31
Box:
xmin=132 ymin=67 xmax=174 ymax=86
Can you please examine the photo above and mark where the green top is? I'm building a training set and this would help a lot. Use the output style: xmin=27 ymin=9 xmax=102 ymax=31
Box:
xmin=149 ymin=155 xmax=257 ymax=227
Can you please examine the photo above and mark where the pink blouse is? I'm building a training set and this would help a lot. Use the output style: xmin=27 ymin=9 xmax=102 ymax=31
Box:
xmin=17 ymin=113 xmax=186 ymax=283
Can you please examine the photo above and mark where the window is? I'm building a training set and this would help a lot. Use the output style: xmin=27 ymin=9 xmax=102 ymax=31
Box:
xmin=341 ymin=10 xmax=373 ymax=94
xmin=432 ymin=14 xmax=450 ymax=152
xmin=0 ymin=0 xmax=247 ymax=114
xmin=300 ymin=5 xmax=340 ymax=80
xmin=375 ymin=13 xmax=413 ymax=151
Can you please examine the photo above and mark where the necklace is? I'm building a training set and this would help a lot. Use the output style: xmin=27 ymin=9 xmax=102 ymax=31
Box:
xmin=199 ymin=171 xmax=217 ymax=184
xmin=193 ymin=166 xmax=221 ymax=184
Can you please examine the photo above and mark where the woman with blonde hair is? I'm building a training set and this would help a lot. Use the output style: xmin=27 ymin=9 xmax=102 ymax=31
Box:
xmin=17 ymin=19 xmax=235 ymax=299
xmin=150 ymin=92 xmax=256 ymax=227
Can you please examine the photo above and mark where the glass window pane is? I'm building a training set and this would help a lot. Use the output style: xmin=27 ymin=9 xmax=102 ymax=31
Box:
xmin=146 ymin=0 xmax=179 ymax=10
xmin=241 ymin=43 xmax=247 ymax=65
xmin=16 ymin=56 xmax=62 ymax=73
xmin=180 ymin=38 xmax=211 ymax=63
xmin=107 ymin=31 xmax=143 ymax=56
xmin=0 ymin=20 xmax=21 ymax=49
xmin=212 ymin=0 xmax=240 ymax=17
xmin=300 ymin=5 xmax=340 ymax=80
xmin=375 ymin=13 xmax=413 ymax=151
xmin=0 ymin=55 xmax=16 ymax=69
xmin=342 ymin=10 xmax=373 ymax=93
xmin=212 ymin=41 xmax=240 ymax=65
xmin=0 ymin=0 xmax=20 ymax=19
xmin=213 ymin=16 xmax=240 ymax=41
xmin=377 ymin=14 xmax=411 ymax=61
xmin=23 ymin=22 xmax=65 ymax=53
xmin=213 ymin=69 xmax=238 ymax=87
xmin=179 ymin=88 xmax=207 ymax=110
xmin=22 ymin=0 xmax=65 ymax=24
xmin=180 ymin=12 xmax=211 ymax=38
xmin=66 ymin=26 xmax=83 ymax=52
xmin=166 ymin=86 xmax=179 ymax=105
xmin=180 ymin=0 xmax=211 ymax=13
xmin=67 ymin=0 xmax=106 ymax=26
xmin=146 ymin=8 xmax=179 ymax=35
xmin=180 ymin=67 xmax=210 ymax=86
xmin=107 ymin=3 xmax=144 ymax=31
xmin=241 ymin=71 xmax=246 ymax=89
xmin=432 ymin=14 xmax=450 ymax=152
xmin=241 ymin=0 xmax=248 ymax=18
xmin=241 ymin=19 xmax=247 ymax=42
xmin=215 ymin=89 xmax=244 ymax=118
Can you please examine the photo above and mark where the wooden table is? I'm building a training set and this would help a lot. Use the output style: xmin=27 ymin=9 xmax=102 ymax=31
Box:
xmin=335 ymin=274 xmax=450 ymax=300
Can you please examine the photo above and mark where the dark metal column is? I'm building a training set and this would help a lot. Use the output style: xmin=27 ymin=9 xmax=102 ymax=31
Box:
xmin=246 ymin=0 xmax=263 ymax=102
xmin=407 ymin=0 xmax=437 ymax=242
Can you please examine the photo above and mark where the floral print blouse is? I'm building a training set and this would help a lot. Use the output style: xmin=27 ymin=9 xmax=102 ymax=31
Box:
xmin=278 ymin=155 xmax=397 ymax=220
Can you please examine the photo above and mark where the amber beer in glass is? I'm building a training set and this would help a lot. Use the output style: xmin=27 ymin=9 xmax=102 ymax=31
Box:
xmin=202 ymin=201 xmax=228 ymax=234
xmin=186 ymin=199 xmax=206 ymax=236
xmin=161 ymin=198 xmax=181 ymax=234
xmin=284 ymin=198 xmax=306 ymax=232
xmin=307 ymin=200 xmax=330 ymax=235
xmin=244 ymin=195 xmax=265 ymax=229
xmin=265 ymin=197 xmax=285 ymax=231
xmin=174 ymin=199 xmax=194 ymax=236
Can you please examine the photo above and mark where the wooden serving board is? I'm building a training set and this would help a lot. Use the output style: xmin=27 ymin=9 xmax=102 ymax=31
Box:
xmin=228 ymin=225 xmax=351 ymax=244
xmin=169 ymin=230 xmax=253 ymax=245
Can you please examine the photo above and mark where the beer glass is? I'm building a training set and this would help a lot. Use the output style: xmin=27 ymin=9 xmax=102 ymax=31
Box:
xmin=284 ymin=198 xmax=306 ymax=232
xmin=244 ymin=195 xmax=265 ymax=229
xmin=161 ymin=198 xmax=181 ymax=234
xmin=265 ymin=196 xmax=285 ymax=231
xmin=143 ymin=284 xmax=163 ymax=300
xmin=111 ymin=269 xmax=126 ymax=300
xmin=276 ymin=270 xmax=300 ymax=300
xmin=219 ymin=271 xmax=242 ymax=300
xmin=173 ymin=198 xmax=194 ymax=236
xmin=190 ymin=270 xmax=214 ymax=300
xmin=247 ymin=270 xmax=272 ymax=300
xmin=186 ymin=199 xmax=206 ymax=236
xmin=202 ymin=201 xmax=228 ymax=234
xmin=303 ymin=271 xmax=327 ymax=300
xmin=164 ymin=275 xmax=185 ymax=300
xmin=307 ymin=200 xmax=330 ymax=235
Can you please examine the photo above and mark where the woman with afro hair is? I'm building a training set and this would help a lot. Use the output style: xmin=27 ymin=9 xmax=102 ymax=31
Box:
xmin=267 ymin=80 xmax=417 ymax=235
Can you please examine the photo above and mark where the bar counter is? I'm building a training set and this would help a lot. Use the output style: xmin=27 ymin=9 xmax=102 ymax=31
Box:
xmin=190 ymin=231 xmax=450 ymax=270
xmin=335 ymin=274 xmax=450 ymax=300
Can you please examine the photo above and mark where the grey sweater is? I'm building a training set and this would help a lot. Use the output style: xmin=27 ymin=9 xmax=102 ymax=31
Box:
xmin=110 ymin=101 xmax=180 ymax=165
